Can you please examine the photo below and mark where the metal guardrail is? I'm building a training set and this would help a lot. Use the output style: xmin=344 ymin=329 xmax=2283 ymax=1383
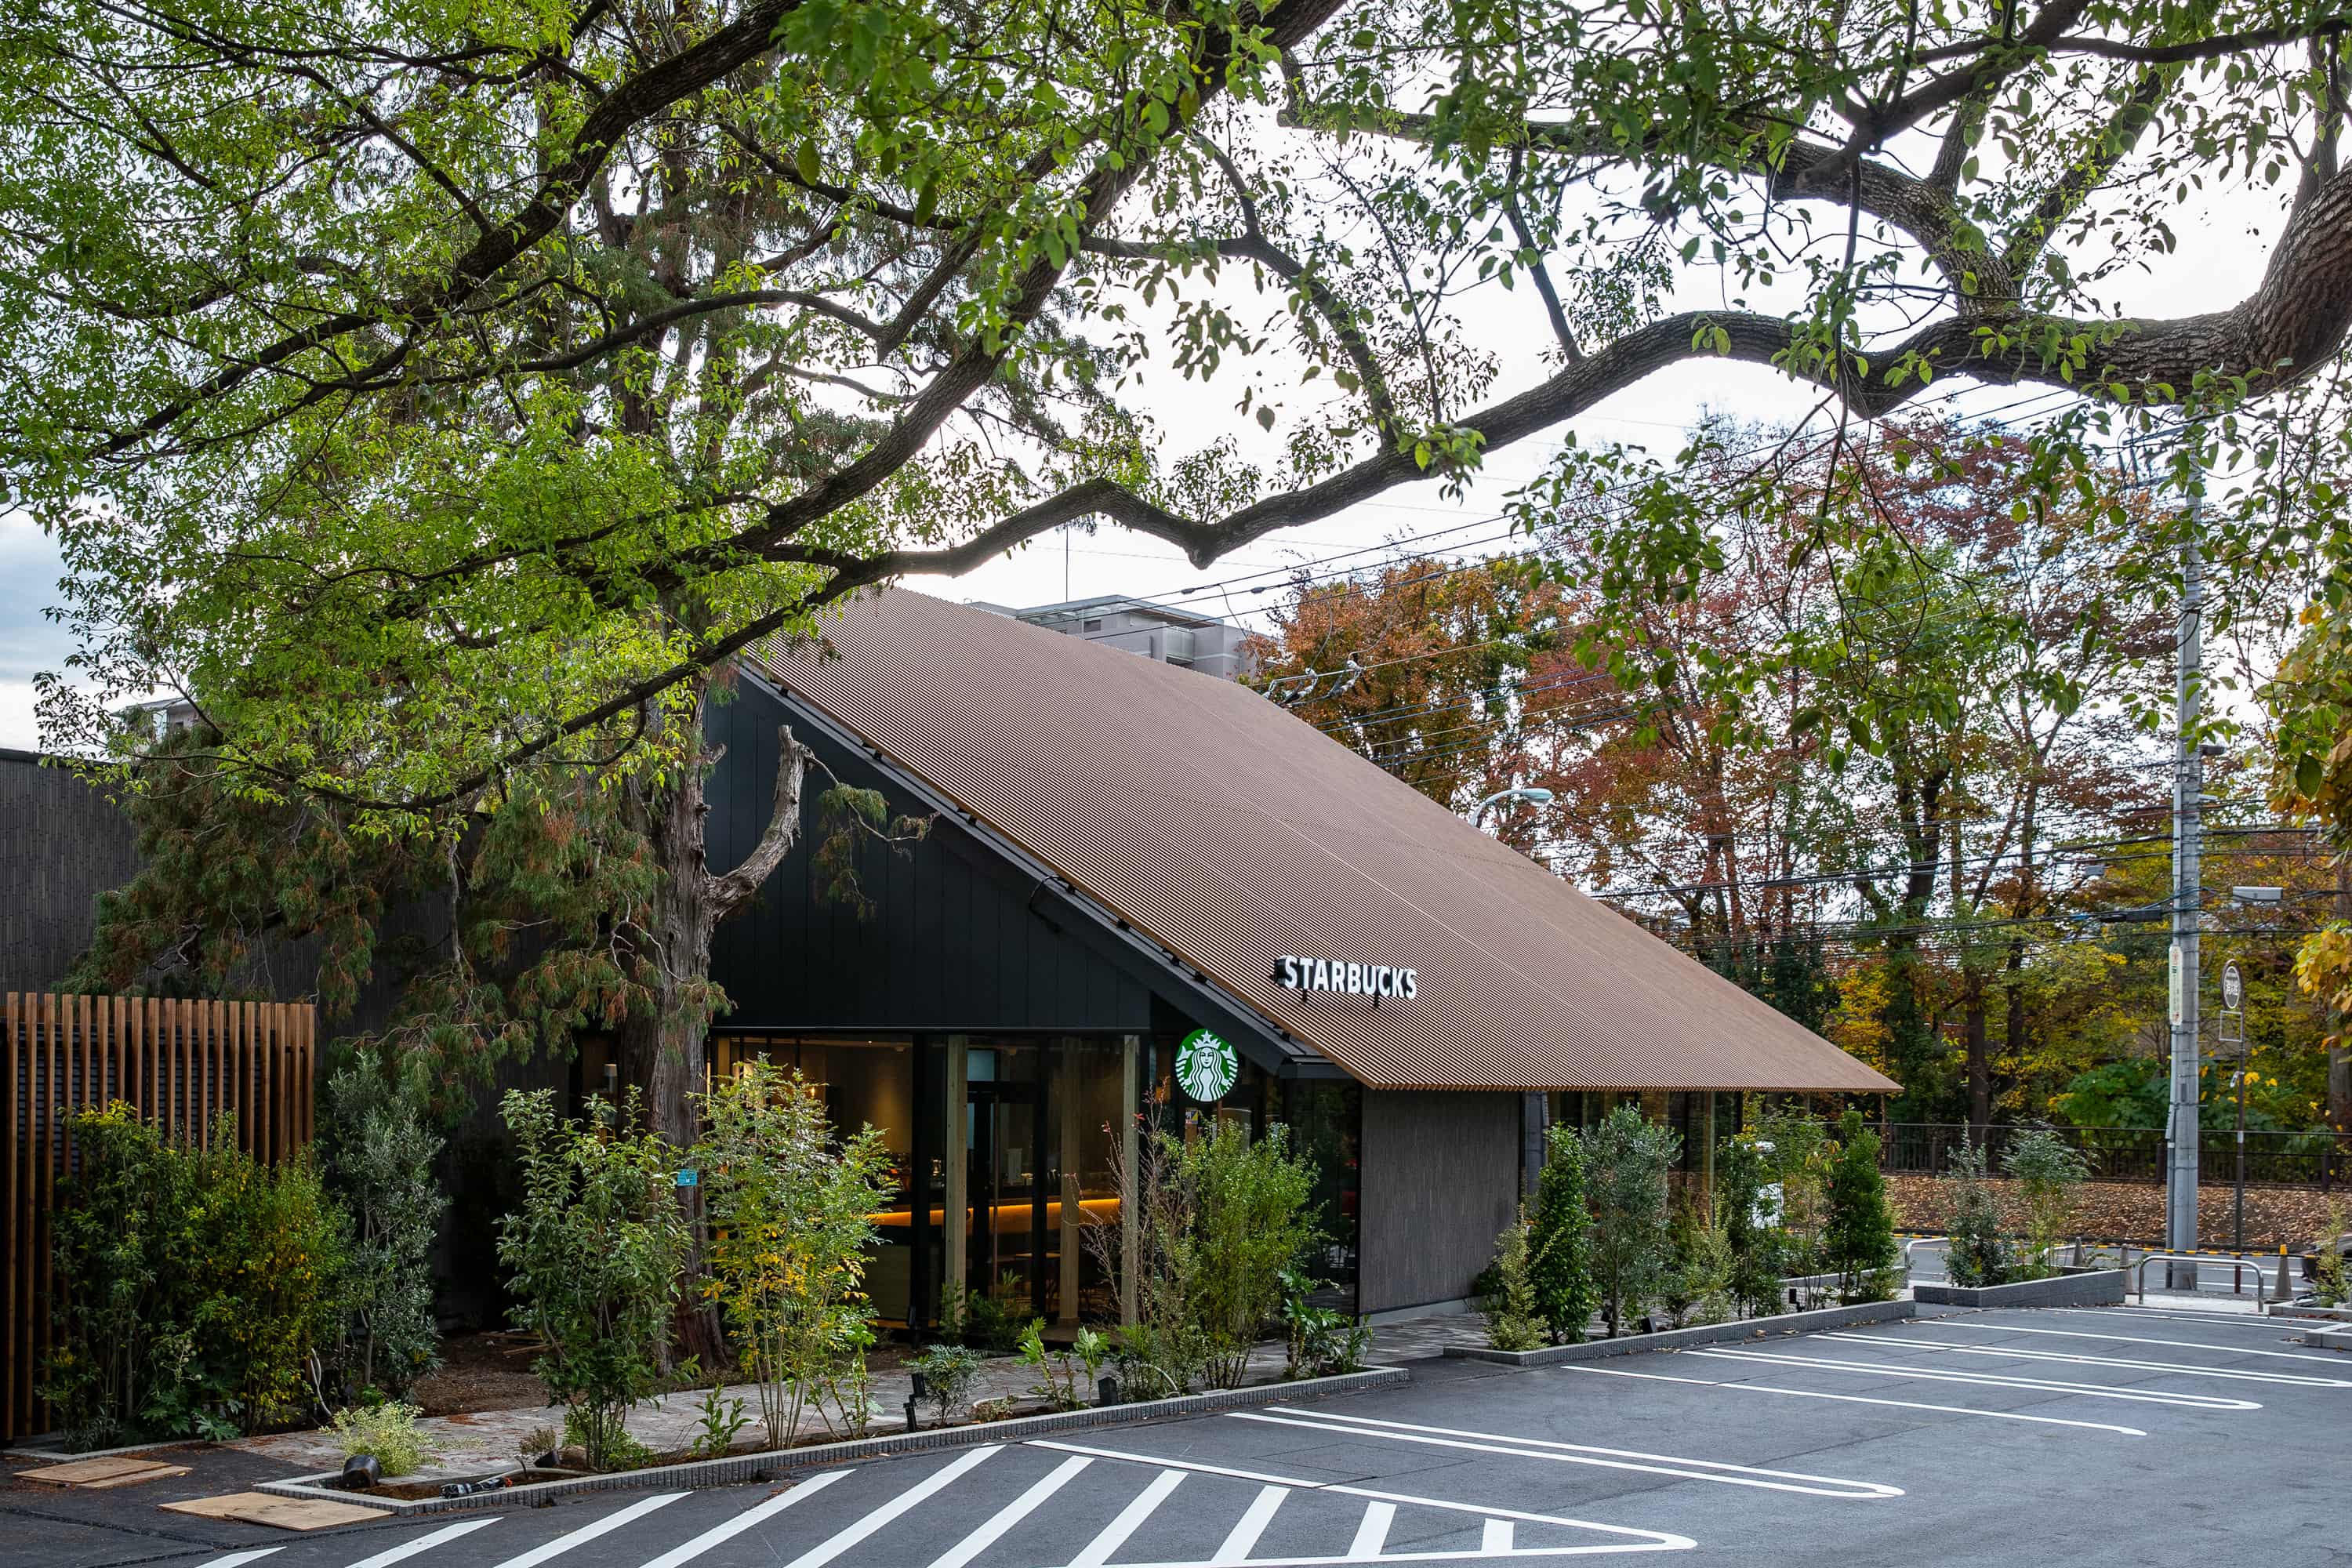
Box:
xmin=2131 ymin=1252 xmax=2271 ymax=1306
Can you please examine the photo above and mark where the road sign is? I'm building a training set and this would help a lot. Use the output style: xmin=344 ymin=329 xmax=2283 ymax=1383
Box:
xmin=2220 ymin=960 xmax=2242 ymax=1011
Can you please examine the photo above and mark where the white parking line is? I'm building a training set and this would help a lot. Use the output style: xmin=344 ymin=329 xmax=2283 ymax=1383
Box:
xmin=637 ymin=1471 xmax=847 ymax=1568
xmin=1210 ymin=1485 xmax=1288 ymax=1564
xmin=781 ymin=1446 xmax=1000 ymax=1568
xmin=2054 ymin=1306 xmax=2310 ymax=1331
xmin=1812 ymin=1331 xmax=2352 ymax=1387
xmin=1027 ymin=1439 xmax=1697 ymax=1555
xmin=1232 ymin=1408 xmax=1903 ymax=1498
xmin=344 ymin=1519 xmax=501 ymax=1568
xmin=493 ymin=1492 xmax=688 ymax=1568
xmin=927 ymin=1454 xmax=1091 ymax=1568
xmin=1067 ymin=1468 xmax=1185 ymax=1567
xmin=1557 ymin=1363 xmax=2147 ymax=1436
xmin=1930 ymin=1319 xmax=2348 ymax=1364
xmin=1685 ymin=1347 xmax=2261 ymax=1410
xmin=1347 ymin=1501 xmax=1396 ymax=1559
xmin=191 ymin=1552 xmax=282 ymax=1568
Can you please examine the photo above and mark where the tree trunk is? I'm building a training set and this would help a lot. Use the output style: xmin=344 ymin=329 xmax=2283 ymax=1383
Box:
xmin=1963 ymin=967 xmax=1990 ymax=1139
xmin=608 ymin=676 xmax=815 ymax=1374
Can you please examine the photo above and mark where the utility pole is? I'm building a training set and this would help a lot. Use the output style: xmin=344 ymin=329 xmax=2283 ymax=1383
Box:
xmin=2165 ymin=468 xmax=2204 ymax=1288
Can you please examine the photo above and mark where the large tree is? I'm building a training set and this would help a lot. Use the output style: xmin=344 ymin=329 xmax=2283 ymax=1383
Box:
xmin=6 ymin=0 xmax=2351 ymax=1133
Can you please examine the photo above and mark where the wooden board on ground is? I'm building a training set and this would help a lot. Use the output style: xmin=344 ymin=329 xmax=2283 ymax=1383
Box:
xmin=162 ymin=1491 xmax=386 ymax=1530
xmin=17 ymin=1456 xmax=192 ymax=1488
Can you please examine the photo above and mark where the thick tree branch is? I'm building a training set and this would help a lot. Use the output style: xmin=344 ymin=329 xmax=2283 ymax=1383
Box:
xmin=706 ymin=724 xmax=811 ymax=916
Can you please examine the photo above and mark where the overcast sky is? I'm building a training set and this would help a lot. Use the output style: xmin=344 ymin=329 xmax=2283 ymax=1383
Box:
xmin=0 ymin=133 xmax=2281 ymax=752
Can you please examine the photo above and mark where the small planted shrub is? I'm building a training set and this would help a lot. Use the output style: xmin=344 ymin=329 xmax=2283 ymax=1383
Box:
xmin=44 ymin=1103 xmax=347 ymax=1448
xmin=321 ymin=1050 xmax=447 ymax=1399
xmin=1019 ymin=1319 xmax=1110 ymax=1410
xmin=1715 ymin=1135 xmax=1784 ymax=1319
xmin=1824 ymin=1111 xmax=1900 ymax=1303
xmin=1657 ymin=1189 xmax=1730 ymax=1328
xmin=495 ymin=1089 xmax=686 ymax=1472
xmin=911 ymin=1343 xmax=983 ymax=1424
xmin=692 ymin=1062 xmax=896 ymax=1446
xmin=1278 ymin=1268 xmax=1370 ymax=1377
xmin=1944 ymin=1137 xmax=2014 ymax=1288
xmin=1165 ymin=1119 xmax=1322 ymax=1389
xmin=2002 ymin=1125 xmax=2089 ymax=1279
xmin=1583 ymin=1105 xmax=1679 ymax=1337
xmin=1483 ymin=1210 xmax=1547 ymax=1352
xmin=329 ymin=1400 xmax=433 ymax=1477
xmin=1527 ymin=1124 xmax=1597 ymax=1344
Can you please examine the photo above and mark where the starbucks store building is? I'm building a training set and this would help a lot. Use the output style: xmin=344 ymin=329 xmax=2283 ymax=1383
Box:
xmin=688 ymin=590 xmax=1894 ymax=1332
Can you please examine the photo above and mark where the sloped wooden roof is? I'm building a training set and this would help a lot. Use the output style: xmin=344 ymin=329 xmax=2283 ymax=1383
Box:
xmin=750 ymin=590 xmax=1897 ymax=1094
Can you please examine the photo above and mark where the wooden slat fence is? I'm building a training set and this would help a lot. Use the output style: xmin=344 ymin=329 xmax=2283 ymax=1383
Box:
xmin=3 ymin=993 xmax=315 ymax=1443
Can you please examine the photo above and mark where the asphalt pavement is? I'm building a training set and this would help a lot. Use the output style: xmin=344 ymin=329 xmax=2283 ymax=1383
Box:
xmin=9 ymin=1305 xmax=2347 ymax=1568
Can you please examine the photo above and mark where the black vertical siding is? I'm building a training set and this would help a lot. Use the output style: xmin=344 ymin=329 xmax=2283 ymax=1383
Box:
xmin=705 ymin=679 xmax=1156 ymax=1034
xmin=0 ymin=752 xmax=142 ymax=993
xmin=1357 ymin=1090 xmax=1520 ymax=1314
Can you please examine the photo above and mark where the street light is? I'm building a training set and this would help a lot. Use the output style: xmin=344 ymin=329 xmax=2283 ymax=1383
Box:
xmin=1472 ymin=786 xmax=1553 ymax=826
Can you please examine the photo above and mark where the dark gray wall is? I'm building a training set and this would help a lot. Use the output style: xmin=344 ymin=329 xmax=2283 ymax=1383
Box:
xmin=706 ymin=678 xmax=1154 ymax=1034
xmin=1357 ymin=1090 xmax=1520 ymax=1314
xmin=0 ymin=750 xmax=141 ymax=993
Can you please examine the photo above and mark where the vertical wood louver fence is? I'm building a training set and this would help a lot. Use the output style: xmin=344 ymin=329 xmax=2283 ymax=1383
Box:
xmin=2 ymin=993 xmax=316 ymax=1443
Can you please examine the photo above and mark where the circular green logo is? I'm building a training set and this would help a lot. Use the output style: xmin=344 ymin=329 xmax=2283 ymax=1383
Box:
xmin=1176 ymin=1028 xmax=1239 ymax=1102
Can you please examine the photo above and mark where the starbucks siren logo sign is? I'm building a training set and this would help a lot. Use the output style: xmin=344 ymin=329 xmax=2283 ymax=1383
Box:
xmin=1176 ymin=1029 xmax=1238 ymax=1102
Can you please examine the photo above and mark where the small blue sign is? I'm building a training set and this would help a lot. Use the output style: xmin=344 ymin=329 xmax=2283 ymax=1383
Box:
xmin=675 ymin=1167 xmax=699 ymax=1189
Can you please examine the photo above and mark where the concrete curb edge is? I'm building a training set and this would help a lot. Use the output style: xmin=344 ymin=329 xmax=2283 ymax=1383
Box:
xmin=1439 ymin=1298 xmax=1918 ymax=1367
xmin=249 ymin=1366 xmax=1411 ymax=1516
xmin=1913 ymin=1269 xmax=2127 ymax=1308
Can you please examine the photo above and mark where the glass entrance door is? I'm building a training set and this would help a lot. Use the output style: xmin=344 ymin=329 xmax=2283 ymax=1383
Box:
xmin=967 ymin=1081 xmax=1047 ymax=1316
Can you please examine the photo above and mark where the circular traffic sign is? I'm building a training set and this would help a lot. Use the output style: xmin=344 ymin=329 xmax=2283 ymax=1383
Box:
xmin=2220 ymin=960 xmax=2243 ymax=1011
xmin=1176 ymin=1028 xmax=1238 ymax=1102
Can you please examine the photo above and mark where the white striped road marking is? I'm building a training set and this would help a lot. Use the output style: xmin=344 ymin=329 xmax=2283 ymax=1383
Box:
xmin=1027 ymin=1439 xmax=1697 ymax=1557
xmin=1812 ymin=1331 xmax=2352 ymax=1388
xmin=493 ymin=1492 xmax=688 ymax=1568
xmin=1484 ymin=1521 xmax=1517 ymax=1555
xmin=192 ymin=1552 xmax=282 ymax=1568
xmin=1210 ymin=1486 xmax=1288 ymax=1564
xmin=927 ymin=1455 xmax=1091 ymax=1568
xmin=1686 ymin=1347 xmax=2260 ymax=1410
xmin=1346 ymin=1502 xmax=1395 ymax=1559
xmin=1067 ymin=1468 xmax=1186 ymax=1568
xmin=1931 ymin=1319 xmax=2348 ymax=1364
xmin=637 ymin=1471 xmax=847 ymax=1568
xmin=1233 ymin=1408 xmax=1903 ymax=1499
xmin=1556 ymin=1363 xmax=2147 ymax=1436
xmin=2096 ymin=1307 xmax=2289 ymax=1328
xmin=780 ymin=1446 xmax=1000 ymax=1568
xmin=344 ymin=1519 xmax=501 ymax=1568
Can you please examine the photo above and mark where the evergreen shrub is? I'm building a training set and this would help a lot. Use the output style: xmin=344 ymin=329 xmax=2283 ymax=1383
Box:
xmin=1824 ymin=1110 xmax=1900 ymax=1302
xmin=321 ymin=1051 xmax=446 ymax=1399
xmin=1715 ymin=1135 xmax=1784 ymax=1319
xmin=1584 ymin=1105 xmax=1679 ymax=1335
xmin=495 ymin=1089 xmax=685 ymax=1470
xmin=44 ymin=1103 xmax=346 ymax=1447
xmin=1526 ymin=1123 xmax=1597 ymax=1343
xmin=2002 ymin=1125 xmax=2089 ymax=1279
xmin=1944 ymin=1137 xmax=2014 ymax=1288
xmin=1482 ymin=1210 xmax=1547 ymax=1351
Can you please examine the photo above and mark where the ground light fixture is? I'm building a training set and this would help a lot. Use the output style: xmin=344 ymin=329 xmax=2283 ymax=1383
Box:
xmin=1471 ymin=786 xmax=1553 ymax=826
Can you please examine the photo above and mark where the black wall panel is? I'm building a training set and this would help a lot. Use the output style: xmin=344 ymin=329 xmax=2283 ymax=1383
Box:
xmin=705 ymin=679 xmax=1156 ymax=1034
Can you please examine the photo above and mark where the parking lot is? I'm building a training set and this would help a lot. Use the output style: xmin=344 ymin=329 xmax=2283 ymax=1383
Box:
xmin=16 ymin=1305 xmax=2349 ymax=1568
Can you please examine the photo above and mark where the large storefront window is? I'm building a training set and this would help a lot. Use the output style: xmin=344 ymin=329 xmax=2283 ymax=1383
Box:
xmin=1283 ymin=1080 xmax=1361 ymax=1305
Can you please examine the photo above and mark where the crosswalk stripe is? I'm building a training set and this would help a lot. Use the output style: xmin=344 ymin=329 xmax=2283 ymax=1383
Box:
xmin=1067 ymin=1467 xmax=1185 ymax=1567
xmin=194 ymin=1552 xmax=283 ymax=1568
xmin=780 ymin=1445 xmax=1000 ymax=1568
xmin=1345 ymin=1501 xmax=1394 ymax=1559
xmin=926 ymin=1455 xmax=1091 ymax=1568
xmin=344 ymin=1517 xmax=501 ymax=1568
xmin=1210 ymin=1486 xmax=1287 ymax=1565
xmin=493 ymin=1491 xmax=688 ymax=1568
xmin=637 ymin=1472 xmax=848 ymax=1568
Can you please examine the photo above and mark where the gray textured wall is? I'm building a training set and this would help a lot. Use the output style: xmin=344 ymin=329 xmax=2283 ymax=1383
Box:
xmin=0 ymin=750 xmax=141 ymax=993
xmin=1357 ymin=1089 xmax=1521 ymax=1314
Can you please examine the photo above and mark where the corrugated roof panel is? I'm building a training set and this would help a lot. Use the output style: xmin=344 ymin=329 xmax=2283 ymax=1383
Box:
xmin=751 ymin=590 xmax=1900 ymax=1095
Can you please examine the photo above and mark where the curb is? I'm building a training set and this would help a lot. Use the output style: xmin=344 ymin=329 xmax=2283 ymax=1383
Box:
xmin=253 ymin=1367 xmax=1410 ymax=1516
xmin=1439 ymin=1298 xmax=1918 ymax=1367
xmin=1914 ymin=1269 xmax=2127 ymax=1308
